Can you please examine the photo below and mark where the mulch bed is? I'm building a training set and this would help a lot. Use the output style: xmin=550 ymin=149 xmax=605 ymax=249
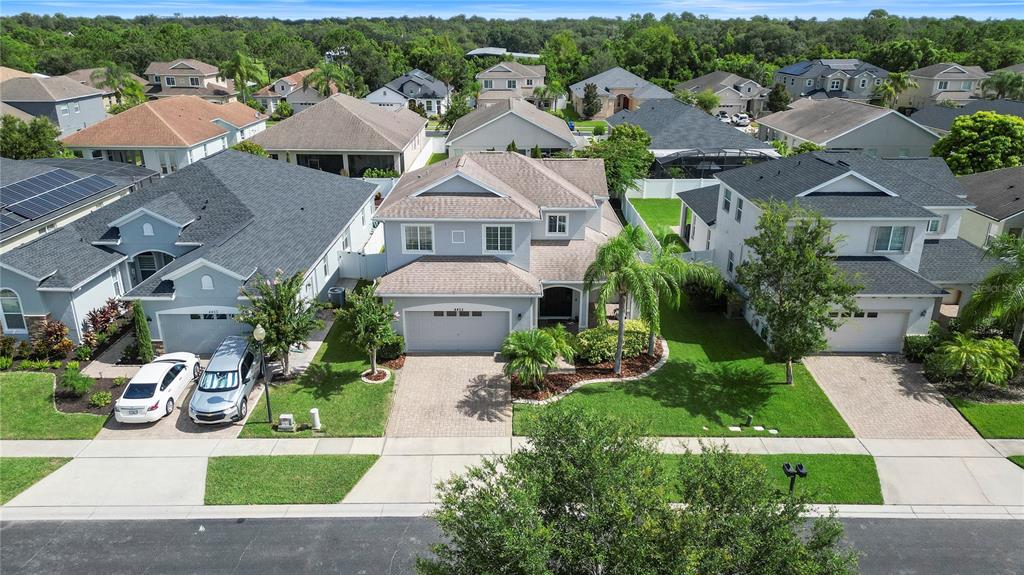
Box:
xmin=935 ymin=380 xmax=1024 ymax=403
xmin=52 ymin=375 xmax=123 ymax=416
xmin=381 ymin=355 xmax=405 ymax=370
xmin=512 ymin=343 xmax=664 ymax=401
xmin=363 ymin=369 xmax=390 ymax=382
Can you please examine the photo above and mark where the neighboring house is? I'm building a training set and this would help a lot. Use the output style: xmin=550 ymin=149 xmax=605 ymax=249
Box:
xmin=773 ymin=59 xmax=888 ymax=102
xmin=373 ymin=152 xmax=623 ymax=353
xmin=569 ymin=67 xmax=674 ymax=120
xmin=756 ymin=98 xmax=939 ymax=158
xmin=61 ymin=96 xmax=267 ymax=175
xmin=143 ymin=59 xmax=237 ymax=104
xmin=252 ymin=69 xmax=335 ymax=114
xmin=1 ymin=158 xmax=157 ymax=253
xmin=61 ymin=67 xmax=149 ymax=110
xmin=898 ymin=63 xmax=987 ymax=109
xmin=608 ymin=99 xmax=777 ymax=178
xmin=365 ymin=69 xmax=449 ymax=116
xmin=1 ymin=101 xmax=35 ymax=122
xmin=446 ymin=98 xmax=577 ymax=157
xmin=956 ymin=166 xmax=1024 ymax=248
xmin=0 ymin=75 xmax=106 ymax=135
xmin=675 ymin=71 xmax=769 ymax=117
xmin=0 ymin=66 xmax=32 ymax=82
xmin=909 ymin=98 xmax=1024 ymax=135
xmin=697 ymin=151 xmax=989 ymax=352
xmin=475 ymin=62 xmax=554 ymax=109
xmin=677 ymin=184 xmax=718 ymax=253
xmin=0 ymin=151 xmax=379 ymax=353
xmin=466 ymin=47 xmax=541 ymax=59
xmin=249 ymin=93 xmax=428 ymax=176
xmin=993 ymin=63 xmax=1024 ymax=74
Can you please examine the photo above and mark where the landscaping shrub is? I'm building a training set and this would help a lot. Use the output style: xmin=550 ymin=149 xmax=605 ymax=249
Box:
xmin=31 ymin=319 xmax=74 ymax=360
xmin=576 ymin=319 xmax=649 ymax=365
xmin=363 ymin=167 xmax=400 ymax=178
xmin=89 ymin=391 xmax=113 ymax=408
xmin=15 ymin=340 xmax=31 ymax=359
xmin=20 ymin=359 xmax=61 ymax=370
xmin=132 ymin=301 xmax=154 ymax=363
xmin=378 ymin=333 xmax=405 ymax=361
xmin=60 ymin=370 xmax=95 ymax=397
xmin=0 ymin=356 xmax=12 ymax=370
xmin=684 ymin=282 xmax=726 ymax=311
xmin=0 ymin=335 xmax=15 ymax=357
xmin=903 ymin=335 xmax=937 ymax=363
xmin=85 ymin=298 xmax=124 ymax=336
xmin=65 ymin=361 xmax=79 ymax=371
xmin=592 ymin=124 xmax=606 ymax=136
xmin=113 ymin=376 xmax=127 ymax=387
xmin=925 ymin=334 xmax=1020 ymax=389
xmin=948 ymin=315 xmax=1011 ymax=340
xmin=74 ymin=345 xmax=92 ymax=361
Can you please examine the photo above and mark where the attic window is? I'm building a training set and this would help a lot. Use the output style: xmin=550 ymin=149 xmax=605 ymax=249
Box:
xmin=201 ymin=275 xmax=214 ymax=290
xmin=142 ymin=222 xmax=154 ymax=236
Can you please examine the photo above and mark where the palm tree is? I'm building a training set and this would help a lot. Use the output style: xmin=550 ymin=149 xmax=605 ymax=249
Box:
xmin=960 ymin=233 xmax=1024 ymax=345
xmin=872 ymin=72 xmax=917 ymax=108
xmin=220 ymin=51 xmax=269 ymax=105
xmin=90 ymin=62 xmax=145 ymax=105
xmin=532 ymin=80 xmax=565 ymax=109
xmin=980 ymin=71 xmax=1024 ymax=100
xmin=303 ymin=61 xmax=363 ymax=98
xmin=501 ymin=329 xmax=558 ymax=392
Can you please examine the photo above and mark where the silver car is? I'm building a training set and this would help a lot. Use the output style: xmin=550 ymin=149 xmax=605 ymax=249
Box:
xmin=188 ymin=336 xmax=264 ymax=425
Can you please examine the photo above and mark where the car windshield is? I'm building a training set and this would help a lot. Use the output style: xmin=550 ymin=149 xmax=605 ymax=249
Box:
xmin=123 ymin=383 xmax=157 ymax=399
xmin=198 ymin=370 xmax=238 ymax=392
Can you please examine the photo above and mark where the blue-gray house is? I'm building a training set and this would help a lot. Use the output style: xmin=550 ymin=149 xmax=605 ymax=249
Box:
xmin=1 ymin=151 xmax=378 ymax=353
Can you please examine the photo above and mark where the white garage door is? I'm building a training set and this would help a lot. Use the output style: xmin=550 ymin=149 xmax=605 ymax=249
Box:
xmin=405 ymin=309 xmax=510 ymax=353
xmin=826 ymin=311 xmax=908 ymax=353
xmin=160 ymin=312 xmax=248 ymax=355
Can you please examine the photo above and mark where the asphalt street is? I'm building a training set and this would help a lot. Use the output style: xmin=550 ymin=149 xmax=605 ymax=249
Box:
xmin=1 ymin=517 xmax=1021 ymax=574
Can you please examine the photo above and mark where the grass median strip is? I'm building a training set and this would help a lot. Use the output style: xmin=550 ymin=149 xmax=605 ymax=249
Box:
xmin=204 ymin=455 xmax=379 ymax=505
xmin=947 ymin=399 xmax=1024 ymax=439
xmin=1 ymin=457 xmax=71 ymax=504
xmin=663 ymin=454 xmax=883 ymax=505
xmin=0 ymin=372 xmax=107 ymax=440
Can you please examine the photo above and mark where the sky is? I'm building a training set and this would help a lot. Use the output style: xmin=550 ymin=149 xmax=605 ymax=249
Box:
xmin=2 ymin=0 xmax=1021 ymax=20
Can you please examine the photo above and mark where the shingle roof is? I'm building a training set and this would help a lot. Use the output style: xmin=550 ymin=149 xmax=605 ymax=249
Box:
xmin=0 ymin=76 xmax=103 ymax=102
xmin=777 ymin=59 xmax=888 ymax=78
xmin=0 ymin=101 xmax=35 ymax=121
xmin=2 ymin=151 xmax=375 ymax=292
xmin=836 ymin=256 xmax=945 ymax=296
xmin=677 ymin=184 xmax=719 ymax=225
xmin=909 ymin=63 xmax=987 ymax=79
xmin=61 ymin=96 xmax=266 ymax=148
xmin=569 ymin=67 xmax=674 ymax=99
xmin=376 ymin=152 xmax=602 ymax=220
xmin=385 ymin=69 xmax=448 ymax=100
xmin=61 ymin=68 xmax=148 ymax=94
xmin=477 ymin=62 xmax=546 ymax=79
xmin=447 ymin=98 xmax=574 ymax=145
xmin=0 ymin=67 xmax=31 ymax=82
xmin=144 ymin=80 xmax=237 ymax=99
xmin=253 ymin=69 xmax=335 ymax=98
xmin=910 ymin=99 xmax=1024 ymax=132
xmin=607 ymin=99 xmax=772 ymax=151
xmin=250 ymin=93 xmax=425 ymax=152
xmin=675 ymin=71 xmax=764 ymax=95
xmin=757 ymin=99 xmax=916 ymax=144
xmin=918 ymin=239 xmax=996 ymax=284
xmin=958 ymin=166 xmax=1024 ymax=220
xmin=997 ymin=64 xmax=1024 ymax=74
xmin=796 ymin=195 xmax=937 ymax=218
xmin=375 ymin=256 xmax=543 ymax=296
xmin=144 ymin=59 xmax=220 ymax=77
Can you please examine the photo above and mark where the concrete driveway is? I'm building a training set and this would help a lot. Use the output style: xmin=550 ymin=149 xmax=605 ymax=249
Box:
xmin=803 ymin=355 xmax=980 ymax=439
xmin=385 ymin=354 xmax=511 ymax=437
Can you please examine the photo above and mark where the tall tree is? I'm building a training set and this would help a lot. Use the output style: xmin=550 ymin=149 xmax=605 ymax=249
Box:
xmin=0 ymin=115 xmax=64 ymax=159
xmin=237 ymin=270 xmax=325 ymax=378
xmin=872 ymin=71 xmax=917 ymax=108
xmin=132 ymin=301 xmax=154 ymax=363
xmin=581 ymin=82 xmax=601 ymax=118
xmin=932 ymin=111 xmax=1024 ymax=175
xmin=302 ymin=60 xmax=364 ymax=98
xmin=574 ymin=123 xmax=654 ymax=198
xmin=438 ymin=94 xmax=472 ymax=129
xmin=980 ymin=71 xmax=1024 ymax=100
xmin=90 ymin=62 xmax=145 ymax=105
xmin=220 ymin=50 xmax=269 ymax=105
xmin=339 ymin=284 xmax=397 ymax=378
xmin=766 ymin=83 xmax=791 ymax=112
xmin=960 ymin=233 xmax=1024 ymax=345
xmin=736 ymin=201 xmax=861 ymax=384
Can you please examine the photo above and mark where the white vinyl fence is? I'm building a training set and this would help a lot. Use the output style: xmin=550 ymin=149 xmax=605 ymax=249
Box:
xmin=338 ymin=251 xmax=387 ymax=280
xmin=626 ymin=178 xmax=718 ymax=199
xmin=621 ymin=197 xmax=661 ymax=247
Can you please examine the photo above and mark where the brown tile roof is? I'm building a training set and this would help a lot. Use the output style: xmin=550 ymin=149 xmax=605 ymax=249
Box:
xmin=249 ymin=93 xmax=425 ymax=152
xmin=144 ymin=59 xmax=220 ymax=77
xmin=61 ymin=68 xmax=148 ymax=94
xmin=376 ymin=256 xmax=543 ymax=296
xmin=61 ymin=96 xmax=266 ymax=148
xmin=447 ymin=98 xmax=574 ymax=145
xmin=0 ymin=76 xmax=103 ymax=102
xmin=376 ymin=152 xmax=603 ymax=220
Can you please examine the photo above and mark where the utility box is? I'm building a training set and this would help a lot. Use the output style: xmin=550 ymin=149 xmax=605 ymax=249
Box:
xmin=278 ymin=413 xmax=296 ymax=432
xmin=310 ymin=408 xmax=322 ymax=431
xmin=327 ymin=287 xmax=346 ymax=308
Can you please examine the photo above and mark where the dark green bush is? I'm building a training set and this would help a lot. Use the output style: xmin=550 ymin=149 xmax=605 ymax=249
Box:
xmin=89 ymin=391 xmax=112 ymax=408
xmin=576 ymin=319 xmax=648 ymax=365
xmin=378 ymin=333 xmax=405 ymax=361
xmin=74 ymin=345 xmax=92 ymax=361
xmin=903 ymin=335 xmax=936 ymax=363
xmin=592 ymin=124 xmax=606 ymax=136
xmin=61 ymin=370 xmax=96 ymax=397
xmin=0 ymin=336 xmax=15 ymax=357
xmin=0 ymin=356 xmax=12 ymax=370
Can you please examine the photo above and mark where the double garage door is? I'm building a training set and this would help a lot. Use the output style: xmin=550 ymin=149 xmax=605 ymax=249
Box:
xmin=160 ymin=312 xmax=248 ymax=355
xmin=405 ymin=309 xmax=509 ymax=353
xmin=826 ymin=311 xmax=908 ymax=353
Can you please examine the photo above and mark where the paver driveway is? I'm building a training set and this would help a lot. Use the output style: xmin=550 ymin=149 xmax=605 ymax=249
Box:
xmin=803 ymin=355 xmax=980 ymax=439
xmin=386 ymin=354 xmax=511 ymax=437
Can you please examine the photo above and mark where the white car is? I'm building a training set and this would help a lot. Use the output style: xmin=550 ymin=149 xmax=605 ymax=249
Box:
xmin=732 ymin=113 xmax=751 ymax=126
xmin=114 ymin=353 xmax=202 ymax=423
xmin=715 ymin=110 xmax=732 ymax=123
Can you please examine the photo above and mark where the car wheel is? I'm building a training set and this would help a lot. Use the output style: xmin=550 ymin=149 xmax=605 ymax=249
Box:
xmin=193 ymin=363 xmax=201 ymax=380
xmin=239 ymin=398 xmax=248 ymax=420
xmin=165 ymin=398 xmax=175 ymax=417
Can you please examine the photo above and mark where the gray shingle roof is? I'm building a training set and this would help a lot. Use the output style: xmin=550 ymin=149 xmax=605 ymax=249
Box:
xmin=909 ymin=63 xmax=987 ymax=79
xmin=675 ymin=71 xmax=764 ymax=95
xmin=375 ymin=256 xmax=542 ymax=296
xmin=677 ymin=184 xmax=719 ymax=225
xmin=607 ymin=99 xmax=772 ymax=151
xmin=910 ymin=99 xmax=1024 ymax=132
xmin=958 ymin=166 xmax=1024 ymax=220
xmin=777 ymin=59 xmax=888 ymax=78
xmin=757 ymin=99 xmax=904 ymax=144
xmin=447 ymin=98 xmax=574 ymax=145
xmin=836 ymin=256 xmax=945 ymax=296
xmin=796 ymin=195 xmax=936 ymax=219
xmin=385 ymin=69 xmax=448 ymax=100
xmin=0 ymin=76 xmax=103 ymax=102
xmin=569 ymin=67 xmax=674 ymax=99
xmin=918 ymin=239 xmax=996 ymax=284
xmin=144 ymin=59 xmax=220 ymax=77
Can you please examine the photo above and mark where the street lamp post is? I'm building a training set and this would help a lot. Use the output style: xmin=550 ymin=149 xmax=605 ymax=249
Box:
xmin=253 ymin=324 xmax=272 ymax=425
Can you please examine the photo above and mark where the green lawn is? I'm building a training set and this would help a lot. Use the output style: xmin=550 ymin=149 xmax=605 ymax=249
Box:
xmin=560 ymin=106 xmax=607 ymax=132
xmin=1010 ymin=456 xmax=1024 ymax=470
xmin=630 ymin=198 xmax=682 ymax=230
xmin=663 ymin=454 xmax=882 ymax=505
xmin=205 ymin=455 xmax=378 ymax=504
xmin=1 ymin=457 xmax=70 ymax=504
xmin=427 ymin=152 xmax=449 ymax=165
xmin=239 ymin=317 xmax=394 ymax=438
xmin=514 ymin=304 xmax=853 ymax=437
xmin=0 ymin=372 xmax=107 ymax=440
xmin=948 ymin=398 xmax=1024 ymax=439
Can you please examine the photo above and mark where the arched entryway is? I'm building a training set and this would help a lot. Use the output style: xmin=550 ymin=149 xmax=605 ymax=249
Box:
xmin=127 ymin=251 xmax=175 ymax=288
xmin=539 ymin=286 xmax=577 ymax=319
xmin=614 ymin=93 xmax=631 ymax=113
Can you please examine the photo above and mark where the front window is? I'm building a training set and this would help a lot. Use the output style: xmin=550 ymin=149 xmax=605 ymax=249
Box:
xmin=859 ymin=78 xmax=867 ymax=88
xmin=189 ymin=77 xmax=200 ymax=87
xmin=962 ymin=80 xmax=973 ymax=90
xmin=875 ymin=78 xmax=883 ymax=86
xmin=403 ymin=225 xmax=433 ymax=253
xmin=526 ymin=79 xmax=534 ymax=86
xmin=727 ymin=251 xmax=735 ymax=274
xmin=874 ymin=226 xmax=908 ymax=252
xmin=0 ymin=289 xmax=26 ymax=332
xmin=507 ymin=80 xmax=517 ymax=89
xmin=927 ymin=219 xmax=941 ymax=233
xmin=722 ymin=188 xmax=732 ymax=213
xmin=165 ymin=77 xmax=176 ymax=86
xmin=483 ymin=80 xmax=493 ymax=89
xmin=484 ymin=225 xmax=514 ymax=253
xmin=829 ymin=79 xmax=842 ymax=91
xmin=122 ymin=383 xmax=157 ymax=399
xmin=198 ymin=371 xmax=238 ymax=392
xmin=547 ymin=214 xmax=567 ymax=235
xmin=937 ymin=80 xmax=949 ymax=90
xmin=60 ymin=105 xmax=69 ymax=116
xmin=110 ymin=269 xmax=121 ymax=296
xmin=735 ymin=198 xmax=743 ymax=223
xmin=805 ymin=79 xmax=813 ymax=87
xmin=73 ymin=102 xmax=81 ymax=113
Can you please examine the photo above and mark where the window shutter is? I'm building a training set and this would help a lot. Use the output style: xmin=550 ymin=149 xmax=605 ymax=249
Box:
xmin=902 ymin=226 xmax=914 ymax=253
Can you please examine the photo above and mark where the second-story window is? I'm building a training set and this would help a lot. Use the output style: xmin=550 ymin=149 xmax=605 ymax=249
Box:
xmin=859 ymin=78 xmax=868 ymax=88
xmin=873 ymin=226 xmax=910 ymax=252
xmin=403 ymin=224 xmax=433 ymax=253
xmin=166 ymin=76 xmax=176 ymax=86
xmin=526 ymin=79 xmax=534 ymax=86
xmin=190 ymin=77 xmax=201 ymax=87
xmin=507 ymin=80 xmax=517 ymax=89
xmin=735 ymin=198 xmax=744 ymax=223
xmin=484 ymin=225 xmax=514 ymax=253
xmin=962 ymin=80 xmax=973 ymax=90
xmin=483 ymin=80 xmax=493 ymax=89
xmin=927 ymin=218 xmax=942 ymax=233
xmin=722 ymin=188 xmax=732 ymax=213
xmin=938 ymin=80 xmax=949 ymax=90
xmin=547 ymin=214 xmax=567 ymax=235
xmin=727 ymin=251 xmax=735 ymax=275
xmin=875 ymin=78 xmax=883 ymax=86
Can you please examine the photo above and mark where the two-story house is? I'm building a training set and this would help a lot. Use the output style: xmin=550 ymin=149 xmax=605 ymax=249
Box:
xmin=373 ymin=152 xmax=622 ymax=352
xmin=252 ymin=69 xmax=335 ymax=114
xmin=0 ymin=151 xmax=379 ymax=353
xmin=365 ymin=69 xmax=449 ymax=116
xmin=569 ymin=67 xmax=674 ymax=120
xmin=686 ymin=151 xmax=991 ymax=352
xmin=0 ymin=76 xmax=107 ymax=135
xmin=956 ymin=166 xmax=1024 ymax=248
xmin=899 ymin=63 xmax=988 ymax=110
xmin=144 ymin=59 xmax=237 ymax=104
xmin=773 ymin=59 xmax=888 ymax=102
xmin=475 ymin=62 xmax=555 ymax=109
xmin=62 ymin=96 xmax=267 ymax=174
xmin=675 ymin=71 xmax=770 ymax=117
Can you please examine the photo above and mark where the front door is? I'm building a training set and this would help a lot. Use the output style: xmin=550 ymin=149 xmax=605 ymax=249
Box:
xmin=540 ymin=287 xmax=574 ymax=318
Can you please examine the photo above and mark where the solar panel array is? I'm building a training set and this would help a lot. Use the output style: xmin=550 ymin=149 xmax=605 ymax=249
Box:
xmin=0 ymin=169 xmax=116 ymax=232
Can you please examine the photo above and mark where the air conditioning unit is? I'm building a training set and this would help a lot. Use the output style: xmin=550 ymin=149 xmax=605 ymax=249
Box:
xmin=277 ymin=413 xmax=296 ymax=432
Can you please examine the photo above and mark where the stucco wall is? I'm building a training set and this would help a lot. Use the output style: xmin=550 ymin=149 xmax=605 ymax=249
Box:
xmin=447 ymin=114 xmax=572 ymax=156
xmin=384 ymin=220 xmax=532 ymax=272
xmin=829 ymin=114 xmax=938 ymax=158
